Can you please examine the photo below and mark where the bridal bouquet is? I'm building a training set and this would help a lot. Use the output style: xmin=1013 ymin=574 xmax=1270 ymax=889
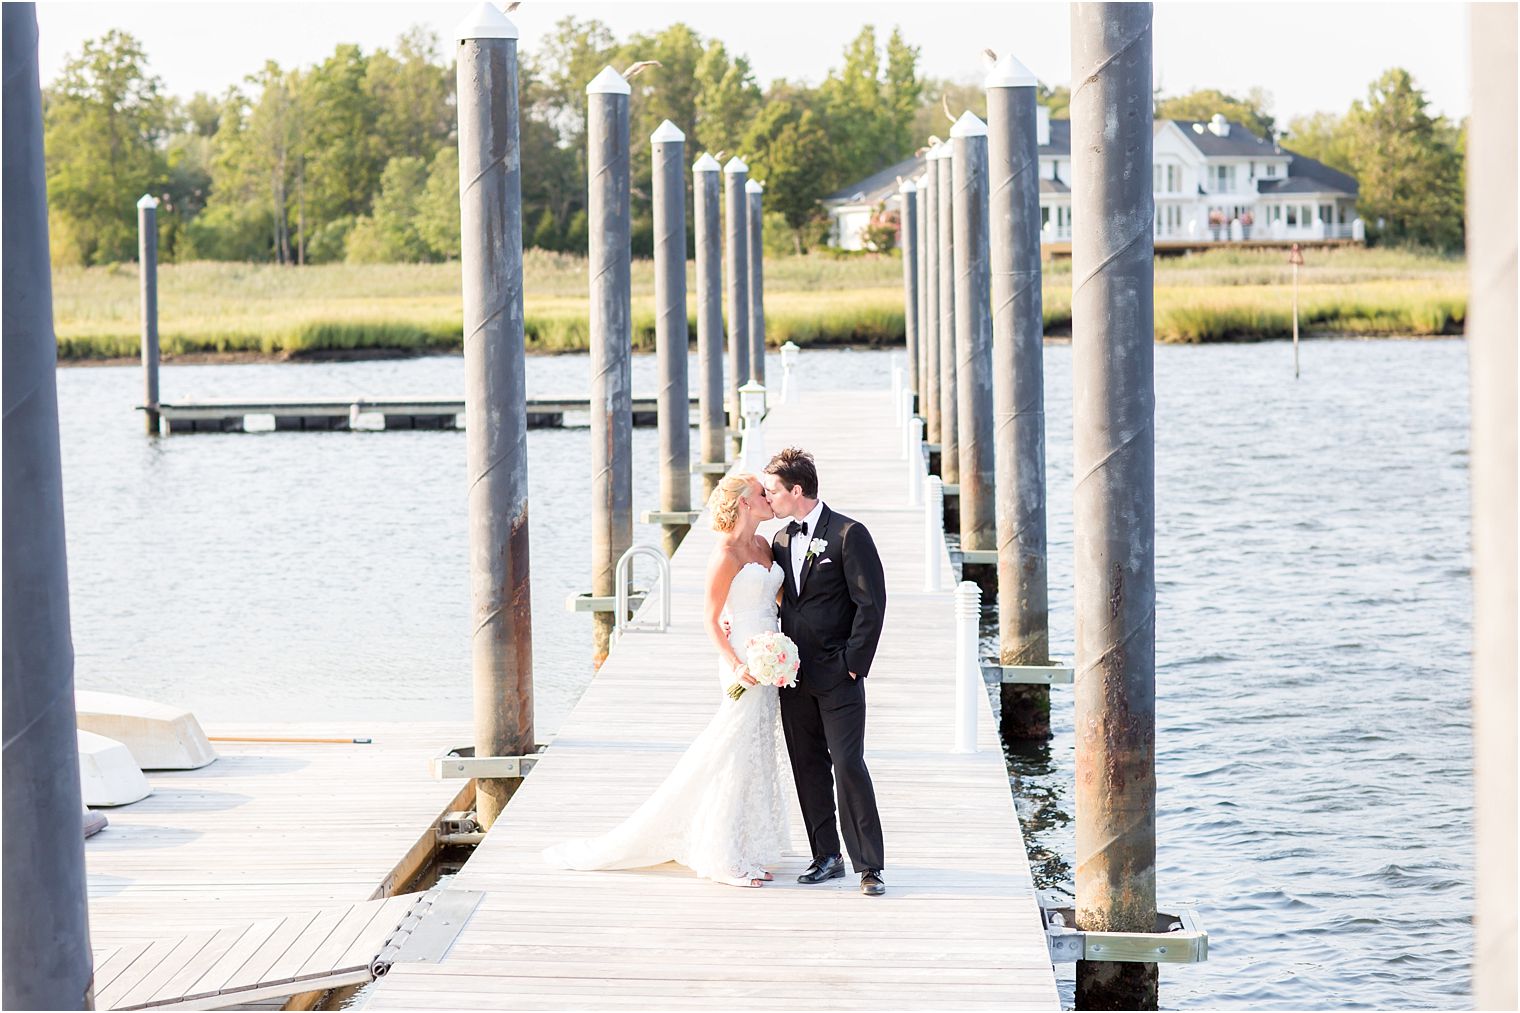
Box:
xmin=727 ymin=631 xmax=801 ymax=700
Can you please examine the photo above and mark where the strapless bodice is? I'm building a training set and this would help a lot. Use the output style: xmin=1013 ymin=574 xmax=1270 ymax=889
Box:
xmin=724 ymin=561 xmax=783 ymax=655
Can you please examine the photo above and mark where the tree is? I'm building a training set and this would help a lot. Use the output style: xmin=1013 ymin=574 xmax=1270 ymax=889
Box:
xmin=881 ymin=30 xmax=922 ymax=161
xmin=303 ymin=45 xmax=382 ymax=228
xmin=346 ymin=155 xmax=433 ymax=262
xmin=1282 ymin=110 xmax=1357 ymax=175
xmin=365 ymin=27 xmax=454 ymax=163
xmin=693 ymin=40 xmax=762 ymax=159
xmin=1343 ymin=68 xmax=1464 ymax=250
xmin=416 ymin=145 xmax=460 ymax=260
xmin=43 ymin=30 xmax=172 ymax=264
xmin=1156 ymin=86 xmax=1276 ymax=139
xmin=1038 ymin=83 xmax=1071 ymax=120
xmin=744 ymin=101 xmax=835 ymax=253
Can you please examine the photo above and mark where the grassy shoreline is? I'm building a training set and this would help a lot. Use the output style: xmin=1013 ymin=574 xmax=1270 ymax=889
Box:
xmin=53 ymin=247 xmax=1466 ymax=363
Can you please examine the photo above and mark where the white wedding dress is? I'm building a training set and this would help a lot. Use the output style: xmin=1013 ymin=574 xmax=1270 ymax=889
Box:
xmin=541 ymin=560 xmax=791 ymax=883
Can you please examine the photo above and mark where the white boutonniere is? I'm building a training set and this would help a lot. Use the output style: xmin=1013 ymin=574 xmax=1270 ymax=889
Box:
xmin=805 ymin=537 xmax=827 ymax=560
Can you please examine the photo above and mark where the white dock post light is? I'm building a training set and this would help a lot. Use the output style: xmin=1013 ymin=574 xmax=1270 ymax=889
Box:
xmin=738 ymin=381 xmax=767 ymax=472
xmin=779 ymin=340 xmax=800 ymax=404
xmin=907 ymin=417 xmax=924 ymax=507
xmin=924 ymin=476 xmax=944 ymax=592
xmin=953 ymin=580 xmax=982 ymax=753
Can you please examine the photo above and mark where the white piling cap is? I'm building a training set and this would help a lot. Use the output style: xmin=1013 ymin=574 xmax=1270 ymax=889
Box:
xmin=586 ymin=66 xmax=631 ymax=95
xmin=899 ymin=178 xmax=917 ymax=194
xmin=136 ymin=194 xmax=159 ymax=210
xmin=692 ymin=152 xmax=722 ymax=172
xmin=927 ymin=142 xmax=950 ymax=160
xmin=985 ymin=52 xmax=1037 ymax=89
xmin=650 ymin=119 xmax=685 ymax=143
xmin=456 ymin=2 xmax=518 ymax=41
xmin=723 ymin=155 xmax=748 ymax=174
xmin=950 ymin=111 xmax=988 ymax=138
xmin=745 ymin=179 xmax=764 ymax=194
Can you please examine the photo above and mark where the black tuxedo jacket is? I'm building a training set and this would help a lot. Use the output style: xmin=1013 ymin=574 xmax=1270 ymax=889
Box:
xmin=772 ymin=505 xmax=887 ymax=694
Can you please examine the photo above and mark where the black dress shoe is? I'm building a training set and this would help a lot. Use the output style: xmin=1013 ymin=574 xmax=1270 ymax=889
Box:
xmin=860 ymin=870 xmax=885 ymax=896
xmin=797 ymin=854 xmax=846 ymax=884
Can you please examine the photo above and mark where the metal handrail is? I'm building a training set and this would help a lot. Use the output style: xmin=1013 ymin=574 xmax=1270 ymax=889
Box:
xmin=614 ymin=544 xmax=671 ymax=641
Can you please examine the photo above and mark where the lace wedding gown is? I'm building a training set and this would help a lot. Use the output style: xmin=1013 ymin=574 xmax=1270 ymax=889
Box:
xmin=541 ymin=560 xmax=791 ymax=883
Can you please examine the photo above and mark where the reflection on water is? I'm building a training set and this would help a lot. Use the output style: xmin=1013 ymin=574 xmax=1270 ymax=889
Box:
xmin=55 ymin=338 xmax=1472 ymax=1010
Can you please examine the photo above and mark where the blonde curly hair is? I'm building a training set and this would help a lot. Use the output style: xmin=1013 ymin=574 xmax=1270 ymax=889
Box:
xmin=708 ymin=473 xmax=759 ymax=532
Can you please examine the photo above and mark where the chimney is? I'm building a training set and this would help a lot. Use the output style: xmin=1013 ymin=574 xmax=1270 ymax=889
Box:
xmin=1036 ymin=104 xmax=1050 ymax=147
xmin=1209 ymin=113 xmax=1230 ymax=137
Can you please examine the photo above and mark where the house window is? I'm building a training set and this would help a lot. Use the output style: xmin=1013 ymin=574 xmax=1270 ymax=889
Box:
xmin=1263 ymin=163 xmax=1278 ymax=178
xmin=1210 ymin=165 xmax=1236 ymax=192
xmin=1286 ymin=205 xmax=1298 ymax=226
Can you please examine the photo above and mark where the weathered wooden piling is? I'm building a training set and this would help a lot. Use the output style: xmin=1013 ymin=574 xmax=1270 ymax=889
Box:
xmin=900 ymin=178 xmax=920 ymax=410
xmin=723 ymin=156 xmax=751 ymax=429
xmin=951 ymin=111 xmax=994 ymax=559
xmin=915 ymin=170 xmax=932 ymax=414
xmin=923 ymin=147 xmax=943 ymax=455
xmin=987 ymin=53 xmax=1052 ymax=740
xmin=2 ymin=6 xmax=95 ymax=1008
xmin=693 ymin=153 xmax=725 ymax=499
xmin=457 ymin=3 xmax=534 ymax=828
xmin=138 ymin=194 xmax=161 ymax=435
xmin=746 ymin=178 xmax=767 ymax=386
xmin=1468 ymin=5 xmax=1518 ymax=1008
xmin=1071 ymin=4 xmax=1158 ymax=1008
xmin=651 ymin=120 xmax=691 ymax=555
xmin=587 ymin=65 xmax=634 ymax=665
xmin=935 ymin=140 xmax=959 ymax=485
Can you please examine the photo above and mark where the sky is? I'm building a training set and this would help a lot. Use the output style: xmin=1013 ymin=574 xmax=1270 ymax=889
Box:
xmin=35 ymin=1 xmax=1474 ymax=129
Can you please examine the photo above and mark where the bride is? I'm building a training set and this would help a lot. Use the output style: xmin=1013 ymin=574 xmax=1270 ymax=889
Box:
xmin=541 ymin=473 xmax=790 ymax=888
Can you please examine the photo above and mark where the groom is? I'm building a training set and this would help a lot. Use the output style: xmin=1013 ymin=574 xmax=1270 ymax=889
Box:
xmin=762 ymin=447 xmax=888 ymax=897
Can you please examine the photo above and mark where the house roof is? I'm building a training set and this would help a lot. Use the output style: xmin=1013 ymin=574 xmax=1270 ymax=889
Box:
xmin=1259 ymin=151 xmax=1359 ymax=197
xmin=822 ymin=153 xmax=924 ymax=206
xmin=1039 ymin=118 xmax=1071 ymax=157
xmin=1040 ymin=177 xmax=1069 ymax=194
xmin=1172 ymin=119 xmax=1286 ymax=157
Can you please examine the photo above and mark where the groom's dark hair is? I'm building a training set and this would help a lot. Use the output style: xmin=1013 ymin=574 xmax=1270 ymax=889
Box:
xmin=765 ymin=447 xmax=818 ymax=498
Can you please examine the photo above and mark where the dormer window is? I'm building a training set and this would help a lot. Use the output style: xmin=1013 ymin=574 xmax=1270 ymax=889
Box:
xmin=1264 ymin=163 xmax=1279 ymax=178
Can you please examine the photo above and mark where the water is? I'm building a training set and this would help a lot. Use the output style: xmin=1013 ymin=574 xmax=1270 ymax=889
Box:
xmin=55 ymin=338 xmax=1472 ymax=1009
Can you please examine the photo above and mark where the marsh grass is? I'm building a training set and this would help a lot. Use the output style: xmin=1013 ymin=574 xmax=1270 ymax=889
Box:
xmin=52 ymin=246 xmax=1464 ymax=360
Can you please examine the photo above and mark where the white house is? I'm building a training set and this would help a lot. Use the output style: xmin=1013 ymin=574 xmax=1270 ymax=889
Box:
xmin=823 ymin=110 xmax=1361 ymax=250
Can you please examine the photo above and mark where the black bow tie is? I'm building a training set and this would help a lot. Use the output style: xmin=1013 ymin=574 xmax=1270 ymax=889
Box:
xmin=788 ymin=520 xmax=809 ymax=537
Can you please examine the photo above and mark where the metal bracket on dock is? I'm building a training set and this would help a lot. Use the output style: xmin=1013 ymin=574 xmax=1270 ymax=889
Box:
xmin=1037 ymin=893 xmax=1208 ymax=964
xmin=693 ymin=461 xmax=734 ymax=475
xmin=959 ymin=549 xmax=998 ymax=566
xmin=430 ymin=745 xmax=543 ymax=780
xmin=640 ymin=510 xmax=703 ymax=525
xmin=565 ymin=592 xmax=647 ymax=613
xmin=982 ymin=661 xmax=1075 ymax=686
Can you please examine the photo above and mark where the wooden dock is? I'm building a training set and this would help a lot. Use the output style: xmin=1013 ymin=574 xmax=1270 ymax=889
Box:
xmin=84 ymin=720 xmax=470 ymax=1008
xmin=146 ymin=395 xmax=695 ymax=434
xmin=364 ymin=388 xmax=1060 ymax=1010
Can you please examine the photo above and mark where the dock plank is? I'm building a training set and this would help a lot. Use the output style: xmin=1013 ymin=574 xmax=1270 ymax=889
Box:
xmin=83 ymin=719 xmax=467 ymax=957
xmin=366 ymin=388 xmax=1059 ymax=1010
xmin=115 ymin=931 xmax=215 ymax=1010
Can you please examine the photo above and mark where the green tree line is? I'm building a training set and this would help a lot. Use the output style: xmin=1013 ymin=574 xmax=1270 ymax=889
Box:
xmin=42 ymin=23 xmax=1467 ymax=268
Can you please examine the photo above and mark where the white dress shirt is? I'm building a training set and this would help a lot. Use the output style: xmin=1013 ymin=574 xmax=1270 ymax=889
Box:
xmin=790 ymin=500 xmax=826 ymax=595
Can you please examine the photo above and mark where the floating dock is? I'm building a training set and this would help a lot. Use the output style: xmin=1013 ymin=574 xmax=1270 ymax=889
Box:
xmin=84 ymin=720 xmax=469 ymax=1009
xmin=145 ymin=395 xmax=697 ymax=434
